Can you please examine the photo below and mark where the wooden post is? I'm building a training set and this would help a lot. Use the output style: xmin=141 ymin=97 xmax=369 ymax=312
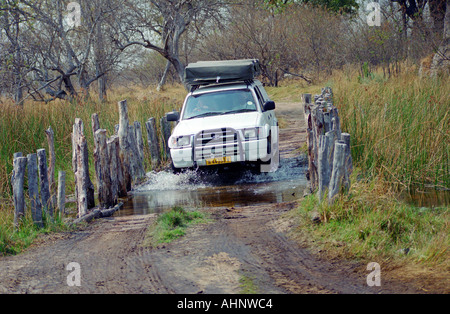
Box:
xmin=302 ymin=93 xmax=311 ymax=104
xmin=45 ymin=126 xmax=55 ymax=192
xmin=328 ymin=142 xmax=347 ymax=204
xmin=118 ymin=100 xmax=132 ymax=192
xmin=27 ymin=153 xmax=43 ymax=227
xmin=13 ymin=156 xmax=27 ymax=227
xmin=45 ymin=127 xmax=56 ymax=210
xmin=11 ymin=152 xmax=22 ymax=191
xmin=306 ymin=128 xmax=316 ymax=190
xmin=75 ymin=134 xmax=88 ymax=217
xmin=127 ymin=123 xmax=145 ymax=181
xmin=95 ymin=129 xmax=113 ymax=209
xmin=107 ymin=135 xmax=119 ymax=205
xmin=323 ymin=111 xmax=331 ymax=133
xmin=160 ymin=116 xmax=171 ymax=160
xmin=304 ymin=87 xmax=352 ymax=203
xmin=91 ymin=113 xmax=100 ymax=135
xmin=72 ymin=118 xmax=96 ymax=209
xmin=134 ymin=121 xmax=145 ymax=175
xmin=37 ymin=148 xmax=53 ymax=219
xmin=309 ymin=106 xmax=324 ymax=191
xmin=127 ymin=124 xmax=138 ymax=181
xmin=57 ymin=171 xmax=66 ymax=214
xmin=145 ymin=117 xmax=161 ymax=168
xmin=318 ymin=131 xmax=335 ymax=202
xmin=330 ymin=107 xmax=341 ymax=140
xmin=341 ymin=133 xmax=353 ymax=176
xmin=114 ymin=135 xmax=127 ymax=197
xmin=92 ymin=113 xmax=100 ymax=180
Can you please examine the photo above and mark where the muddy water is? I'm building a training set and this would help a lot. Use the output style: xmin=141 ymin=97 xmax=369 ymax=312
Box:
xmin=401 ymin=187 xmax=450 ymax=208
xmin=118 ymin=155 xmax=448 ymax=216
xmin=118 ymin=157 xmax=308 ymax=215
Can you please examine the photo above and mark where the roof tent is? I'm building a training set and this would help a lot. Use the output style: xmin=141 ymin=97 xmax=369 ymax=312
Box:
xmin=184 ymin=59 xmax=261 ymax=86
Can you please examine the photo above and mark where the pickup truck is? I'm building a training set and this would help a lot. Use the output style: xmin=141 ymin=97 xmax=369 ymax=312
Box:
xmin=166 ymin=60 xmax=279 ymax=173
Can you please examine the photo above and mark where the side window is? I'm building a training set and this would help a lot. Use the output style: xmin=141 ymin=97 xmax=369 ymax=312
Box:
xmin=258 ymin=86 xmax=271 ymax=103
xmin=254 ymin=87 xmax=265 ymax=108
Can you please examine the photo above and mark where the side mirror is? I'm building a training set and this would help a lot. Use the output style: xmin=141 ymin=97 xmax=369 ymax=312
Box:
xmin=166 ymin=111 xmax=179 ymax=122
xmin=263 ymin=100 xmax=275 ymax=111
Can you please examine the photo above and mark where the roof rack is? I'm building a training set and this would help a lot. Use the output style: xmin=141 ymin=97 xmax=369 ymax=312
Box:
xmin=189 ymin=79 xmax=255 ymax=93
xmin=184 ymin=59 xmax=260 ymax=87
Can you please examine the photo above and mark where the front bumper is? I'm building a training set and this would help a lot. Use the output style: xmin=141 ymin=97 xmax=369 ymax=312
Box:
xmin=170 ymin=136 xmax=270 ymax=169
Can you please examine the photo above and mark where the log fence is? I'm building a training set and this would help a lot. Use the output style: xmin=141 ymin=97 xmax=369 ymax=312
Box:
xmin=10 ymin=99 xmax=172 ymax=227
xmin=10 ymin=88 xmax=350 ymax=226
xmin=303 ymin=87 xmax=353 ymax=204
xmin=10 ymin=88 xmax=351 ymax=226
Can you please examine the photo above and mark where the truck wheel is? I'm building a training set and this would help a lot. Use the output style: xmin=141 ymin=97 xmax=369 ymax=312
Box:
xmin=171 ymin=161 xmax=181 ymax=174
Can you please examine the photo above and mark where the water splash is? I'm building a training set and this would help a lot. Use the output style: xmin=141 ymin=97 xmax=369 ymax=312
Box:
xmin=121 ymin=156 xmax=308 ymax=215
xmin=136 ymin=169 xmax=210 ymax=191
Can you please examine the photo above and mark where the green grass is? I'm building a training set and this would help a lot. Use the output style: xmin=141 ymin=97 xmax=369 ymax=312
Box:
xmin=144 ymin=206 xmax=207 ymax=247
xmin=0 ymin=204 xmax=70 ymax=256
xmin=238 ymin=272 xmax=259 ymax=294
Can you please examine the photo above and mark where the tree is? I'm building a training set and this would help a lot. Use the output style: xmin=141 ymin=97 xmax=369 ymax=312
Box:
xmin=111 ymin=0 xmax=227 ymax=89
xmin=430 ymin=0 xmax=450 ymax=75
xmin=391 ymin=0 xmax=447 ymax=60
xmin=0 ymin=0 xmax=33 ymax=105
xmin=201 ymin=1 xmax=345 ymax=84
xmin=264 ymin=0 xmax=359 ymax=14
xmin=0 ymin=0 xmax=123 ymax=102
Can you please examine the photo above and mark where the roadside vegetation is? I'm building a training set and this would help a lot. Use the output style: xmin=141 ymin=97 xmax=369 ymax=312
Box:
xmin=0 ymin=203 xmax=69 ymax=255
xmin=281 ymin=68 xmax=449 ymax=269
xmin=288 ymin=173 xmax=448 ymax=266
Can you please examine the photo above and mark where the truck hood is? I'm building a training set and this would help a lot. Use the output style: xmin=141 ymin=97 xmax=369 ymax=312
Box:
xmin=172 ymin=112 xmax=260 ymax=137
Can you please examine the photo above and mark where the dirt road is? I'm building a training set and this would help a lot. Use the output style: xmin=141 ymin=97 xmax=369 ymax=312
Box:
xmin=0 ymin=102 xmax=444 ymax=294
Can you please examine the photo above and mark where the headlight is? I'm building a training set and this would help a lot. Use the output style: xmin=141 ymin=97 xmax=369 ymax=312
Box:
xmin=243 ymin=127 xmax=261 ymax=140
xmin=169 ymin=135 xmax=192 ymax=148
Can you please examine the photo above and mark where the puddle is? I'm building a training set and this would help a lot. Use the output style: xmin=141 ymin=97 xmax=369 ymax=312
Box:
xmin=117 ymin=157 xmax=308 ymax=215
xmin=401 ymin=187 xmax=450 ymax=208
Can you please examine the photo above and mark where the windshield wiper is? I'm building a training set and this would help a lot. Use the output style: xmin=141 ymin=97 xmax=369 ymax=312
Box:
xmin=185 ymin=112 xmax=221 ymax=120
xmin=220 ymin=108 xmax=256 ymax=115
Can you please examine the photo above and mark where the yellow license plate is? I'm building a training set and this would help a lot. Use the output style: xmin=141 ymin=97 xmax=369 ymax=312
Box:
xmin=205 ymin=156 xmax=231 ymax=165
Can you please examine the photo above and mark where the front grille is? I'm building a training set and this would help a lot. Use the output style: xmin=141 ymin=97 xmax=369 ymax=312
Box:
xmin=193 ymin=127 xmax=244 ymax=161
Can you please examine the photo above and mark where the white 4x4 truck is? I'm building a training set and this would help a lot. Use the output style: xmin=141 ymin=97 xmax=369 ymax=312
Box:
xmin=166 ymin=59 xmax=279 ymax=173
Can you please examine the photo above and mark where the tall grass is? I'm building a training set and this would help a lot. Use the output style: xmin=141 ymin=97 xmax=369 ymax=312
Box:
xmin=330 ymin=70 xmax=449 ymax=189
xmin=290 ymin=68 xmax=449 ymax=269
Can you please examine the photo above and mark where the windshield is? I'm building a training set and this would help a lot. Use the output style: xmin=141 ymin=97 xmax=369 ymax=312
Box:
xmin=182 ymin=89 xmax=257 ymax=120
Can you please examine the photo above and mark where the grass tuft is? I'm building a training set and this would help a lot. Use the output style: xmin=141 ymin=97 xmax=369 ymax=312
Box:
xmin=144 ymin=206 xmax=207 ymax=247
